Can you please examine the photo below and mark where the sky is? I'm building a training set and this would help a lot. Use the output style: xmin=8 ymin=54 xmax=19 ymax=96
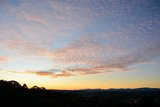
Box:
xmin=0 ymin=0 xmax=160 ymax=89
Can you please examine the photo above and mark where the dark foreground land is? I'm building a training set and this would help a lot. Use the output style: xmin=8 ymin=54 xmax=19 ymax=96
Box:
xmin=0 ymin=80 xmax=160 ymax=107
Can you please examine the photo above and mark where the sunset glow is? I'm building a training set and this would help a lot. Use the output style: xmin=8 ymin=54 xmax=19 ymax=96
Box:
xmin=0 ymin=0 xmax=160 ymax=89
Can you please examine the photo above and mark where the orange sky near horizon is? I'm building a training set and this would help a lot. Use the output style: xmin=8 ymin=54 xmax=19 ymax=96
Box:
xmin=0 ymin=0 xmax=160 ymax=90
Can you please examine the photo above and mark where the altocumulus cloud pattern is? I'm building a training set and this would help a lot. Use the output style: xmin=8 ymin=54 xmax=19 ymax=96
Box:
xmin=0 ymin=0 xmax=160 ymax=77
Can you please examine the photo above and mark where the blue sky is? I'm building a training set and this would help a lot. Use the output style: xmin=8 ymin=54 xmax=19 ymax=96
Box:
xmin=0 ymin=0 xmax=160 ymax=89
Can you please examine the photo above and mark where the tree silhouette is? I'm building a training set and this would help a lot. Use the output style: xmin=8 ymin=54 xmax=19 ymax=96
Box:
xmin=8 ymin=80 xmax=21 ymax=88
xmin=0 ymin=80 xmax=21 ymax=89
xmin=31 ymin=86 xmax=41 ymax=90
xmin=0 ymin=79 xmax=160 ymax=107
xmin=31 ymin=85 xmax=46 ymax=90
xmin=22 ymin=84 xmax=28 ymax=89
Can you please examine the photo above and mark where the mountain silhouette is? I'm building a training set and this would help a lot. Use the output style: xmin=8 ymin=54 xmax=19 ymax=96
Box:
xmin=0 ymin=80 xmax=160 ymax=107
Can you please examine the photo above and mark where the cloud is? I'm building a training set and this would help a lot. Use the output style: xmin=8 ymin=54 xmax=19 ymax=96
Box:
xmin=0 ymin=56 xmax=9 ymax=62
xmin=0 ymin=0 xmax=94 ymax=30
xmin=51 ymin=71 xmax=74 ymax=78
xmin=3 ymin=27 xmax=159 ymax=78
xmin=14 ymin=69 xmax=72 ymax=78
xmin=0 ymin=0 xmax=97 ymax=57
xmin=0 ymin=0 xmax=160 ymax=78
xmin=36 ymin=71 xmax=53 ymax=76
xmin=43 ymin=28 xmax=159 ymax=77
xmin=16 ymin=66 xmax=125 ymax=78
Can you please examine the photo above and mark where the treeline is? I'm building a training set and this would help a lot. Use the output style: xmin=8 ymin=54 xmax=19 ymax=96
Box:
xmin=0 ymin=80 xmax=160 ymax=107
xmin=0 ymin=80 xmax=81 ymax=107
xmin=0 ymin=80 xmax=45 ymax=90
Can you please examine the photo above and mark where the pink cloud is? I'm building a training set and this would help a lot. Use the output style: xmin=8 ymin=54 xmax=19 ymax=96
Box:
xmin=36 ymin=71 xmax=53 ymax=76
xmin=24 ymin=15 xmax=47 ymax=25
xmin=15 ymin=66 xmax=126 ymax=78
xmin=0 ymin=56 xmax=9 ymax=62
xmin=0 ymin=0 xmax=159 ymax=78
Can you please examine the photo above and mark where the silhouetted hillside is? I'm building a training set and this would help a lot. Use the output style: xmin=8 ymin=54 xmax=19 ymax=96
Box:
xmin=0 ymin=80 xmax=160 ymax=107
